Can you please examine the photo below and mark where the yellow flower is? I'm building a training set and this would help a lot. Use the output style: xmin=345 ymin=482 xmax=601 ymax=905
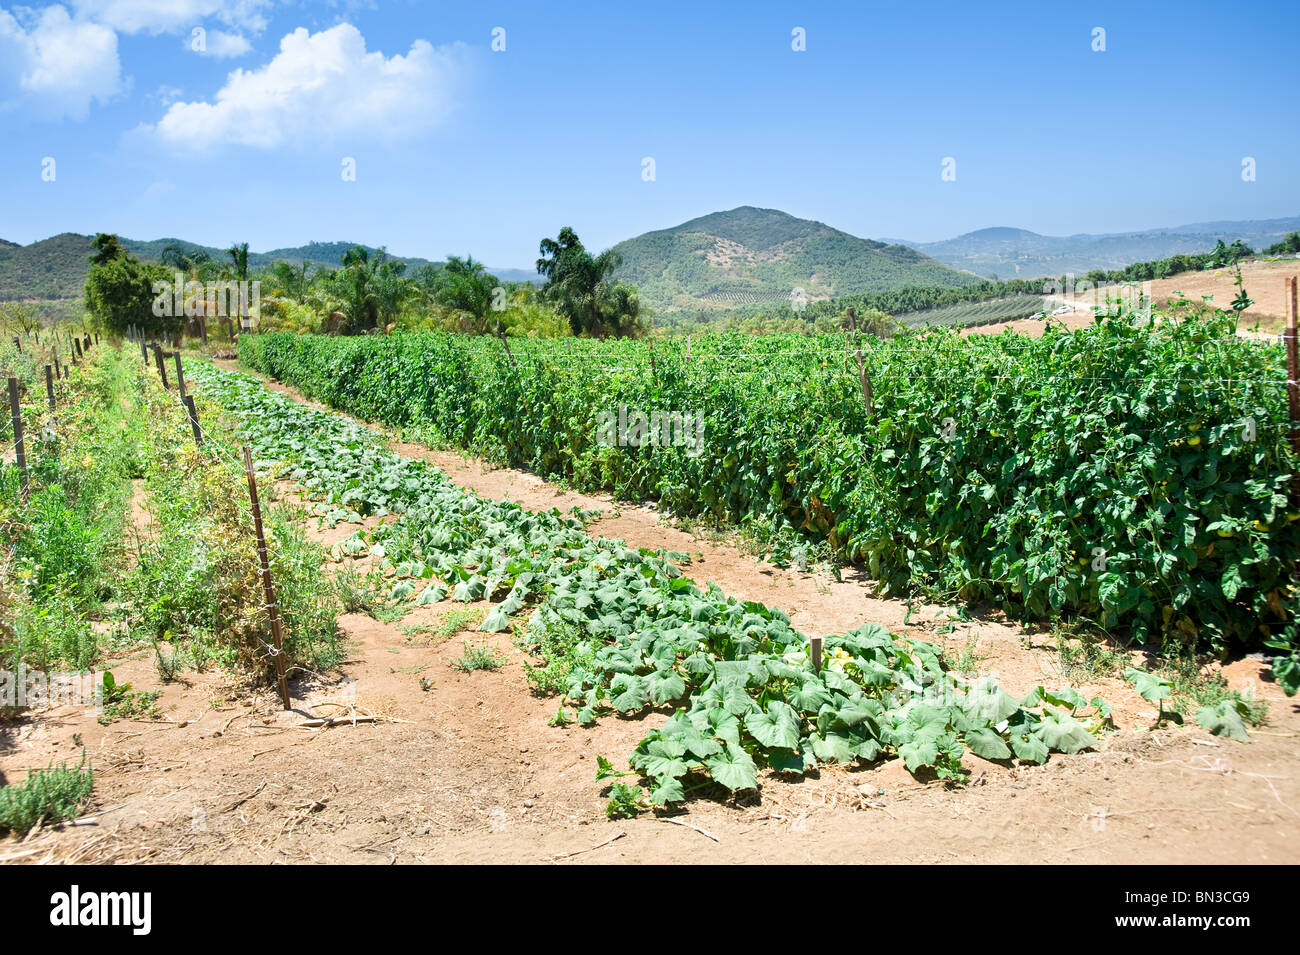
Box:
xmin=81 ymin=454 xmax=94 ymax=468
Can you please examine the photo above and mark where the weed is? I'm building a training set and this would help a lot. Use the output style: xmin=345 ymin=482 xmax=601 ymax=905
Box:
xmin=98 ymin=671 xmax=159 ymax=724
xmin=518 ymin=617 xmax=592 ymax=695
xmin=604 ymin=782 xmax=646 ymax=819
xmin=153 ymin=638 xmax=182 ymax=682
xmin=947 ymin=631 xmax=987 ymax=675
xmin=402 ymin=607 xmax=486 ymax=646
xmin=335 ymin=567 xmax=379 ymax=615
xmin=1059 ymin=628 xmax=1127 ymax=682
xmin=0 ymin=757 xmax=94 ymax=834
xmin=450 ymin=641 xmax=506 ymax=673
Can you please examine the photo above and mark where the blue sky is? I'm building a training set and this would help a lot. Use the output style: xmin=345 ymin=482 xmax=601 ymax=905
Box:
xmin=1 ymin=0 xmax=1297 ymax=267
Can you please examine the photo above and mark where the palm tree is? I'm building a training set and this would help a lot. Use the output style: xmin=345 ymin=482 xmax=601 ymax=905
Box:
xmin=269 ymin=260 xmax=311 ymax=304
xmin=226 ymin=242 xmax=250 ymax=281
xmin=536 ymin=227 xmax=641 ymax=337
xmin=433 ymin=255 xmax=497 ymax=332
xmin=326 ymin=247 xmax=381 ymax=332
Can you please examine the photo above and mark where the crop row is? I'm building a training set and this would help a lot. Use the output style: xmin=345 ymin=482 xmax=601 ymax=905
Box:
xmin=238 ymin=303 xmax=1300 ymax=674
xmin=184 ymin=358 xmax=1110 ymax=803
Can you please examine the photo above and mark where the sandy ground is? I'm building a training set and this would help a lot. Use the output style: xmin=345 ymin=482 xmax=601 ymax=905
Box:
xmin=1 ymin=361 xmax=1297 ymax=865
xmin=963 ymin=258 xmax=1300 ymax=338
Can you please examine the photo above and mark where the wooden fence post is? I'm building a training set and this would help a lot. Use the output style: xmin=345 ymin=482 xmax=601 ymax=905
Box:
xmin=152 ymin=345 xmax=169 ymax=389
xmin=809 ymin=635 xmax=823 ymax=673
xmin=73 ymin=336 xmax=83 ymax=359
xmin=45 ymin=366 xmax=54 ymax=411
xmin=11 ymin=337 xmax=19 ymax=353
xmin=7 ymin=378 xmax=27 ymax=496
xmin=172 ymin=351 xmax=187 ymax=398
xmin=242 ymin=445 xmax=291 ymax=710
xmin=1286 ymin=276 xmax=1300 ymax=510
xmin=183 ymin=395 xmax=203 ymax=448
xmin=140 ymin=338 xmax=148 ymax=365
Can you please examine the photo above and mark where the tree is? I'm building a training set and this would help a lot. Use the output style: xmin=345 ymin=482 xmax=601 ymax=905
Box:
xmin=433 ymin=255 xmax=498 ymax=332
xmin=536 ymin=227 xmax=646 ymax=337
xmin=90 ymin=232 xmax=124 ymax=266
xmin=269 ymin=260 xmax=311 ymax=304
xmin=160 ymin=244 xmax=211 ymax=273
xmin=1264 ymin=231 xmax=1300 ymax=256
xmin=372 ymin=257 xmax=414 ymax=329
xmin=324 ymin=246 xmax=396 ymax=333
xmin=84 ymin=233 xmax=174 ymax=337
xmin=226 ymin=242 xmax=250 ymax=281
xmin=0 ymin=303 xmax=42 ymax=337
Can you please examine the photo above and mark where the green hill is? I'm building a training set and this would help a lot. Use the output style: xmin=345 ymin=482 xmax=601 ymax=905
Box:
xmin=0 ymin=234 xmax=537 ymax=302
xmin=610 ymin=206 xmax=979 ymax=312
xmin=0 ymin=233 xmax=100 ymax=301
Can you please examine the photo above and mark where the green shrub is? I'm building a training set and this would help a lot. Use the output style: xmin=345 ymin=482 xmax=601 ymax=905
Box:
xmin=0 ymin=758 xmax=94 ymax=834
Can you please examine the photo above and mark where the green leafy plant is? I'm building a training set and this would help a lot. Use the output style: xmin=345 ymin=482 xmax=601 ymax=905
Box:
xmin=0 ymin=757 xmax=94 ymax=834
xmin=450 ymin=641 xmax=507 ymax=673
xmin=236 ymin=298 xmax=1300 ymax=672
xmin=1195 ymin=699 xmax=1251 ymax=741
xmin=604 ymin=782 xmax=647 ymax=820
xmin=1125 ymin=666 xmax=1177 ymax=726
xmin=98 ymin=671 xmax=159 ymax=724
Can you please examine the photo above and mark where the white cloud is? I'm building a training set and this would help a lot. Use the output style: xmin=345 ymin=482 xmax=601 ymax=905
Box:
xmin=69 ymin=0 xmax=269 ymax=34
xmin=194 ymin=28 xmax=251 ymax=58
xmin=0 ymin=4 xmax=123 ymax=120
xmin=148 ymin=24 xmax=470 ymax=150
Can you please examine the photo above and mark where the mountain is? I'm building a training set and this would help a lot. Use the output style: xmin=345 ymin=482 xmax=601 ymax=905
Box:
xmin=0 ymin=234 xmax=537 ymax=302
xmin=610 ymin=206 xmax=979 ymax=312
xmin=898 ymin=216 xmax=1300 ymax=279
xmin=0 ymin=233 xmax=102 ymax=301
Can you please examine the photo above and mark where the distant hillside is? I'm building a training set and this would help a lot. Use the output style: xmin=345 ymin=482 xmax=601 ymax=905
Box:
xmin=0 ymin=233 xmax=100 ymax=301
xmin=0 ymin=234 xmax=536 ymax=301
xmin=610 ymin=206 xmax=979 ymax=312
xmin=901 ymin=216 xmax=1300 ymax=278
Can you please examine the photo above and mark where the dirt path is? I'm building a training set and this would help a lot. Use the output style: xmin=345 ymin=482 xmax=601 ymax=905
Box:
xmin=3 ymin=359 xmax=1297 ymax=864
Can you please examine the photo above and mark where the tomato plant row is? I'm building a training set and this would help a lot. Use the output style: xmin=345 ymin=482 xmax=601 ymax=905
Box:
xmin=237 ymin=300 xmax=1300 ymax=685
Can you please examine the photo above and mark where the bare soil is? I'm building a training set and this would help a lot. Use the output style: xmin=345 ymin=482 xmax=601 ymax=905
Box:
xmin=963 ymin=259 xmax=1299 ymax=338
xmin=2 ymin=362 xmax=1297 ymax=865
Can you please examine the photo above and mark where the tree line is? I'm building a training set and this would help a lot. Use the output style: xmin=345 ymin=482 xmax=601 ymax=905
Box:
xmin=82 ymin=228 xmax=648 ymax=340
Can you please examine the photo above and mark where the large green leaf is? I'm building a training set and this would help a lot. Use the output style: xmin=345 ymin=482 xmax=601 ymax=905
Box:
xmin=1195 ymin=700 xmax=1250 ymax=741
xmin=1124 ymin=667 xmax=1172 ymax=703
xmin=704 ymin=743 xmax=758 ymax=792
xmin=645 ymin=669 xmax=686 ymax=704
xmin=964 ymin=726 xmax=1012 ymax=761
xmin=744 ymin=701 xmax=801 ymax=750
xmin=1035 ymin=709 xmax=1096 ymax=754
